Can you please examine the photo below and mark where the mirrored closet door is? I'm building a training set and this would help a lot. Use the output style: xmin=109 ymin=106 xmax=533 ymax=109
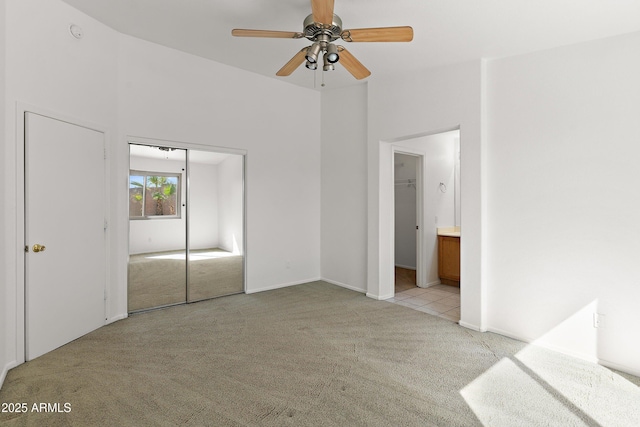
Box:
xmin=127 ymin=144 xmax=245 ymax=313
xmin=187 ymin=150 xmax=244 ymax=302
xmin=128 ymin=145 xmax=187 ymax=312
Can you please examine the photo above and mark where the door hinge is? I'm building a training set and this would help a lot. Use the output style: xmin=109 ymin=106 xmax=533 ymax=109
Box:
xmin=104 ymin=289 xmax=108 ymax=301
xmin=416 ymin=225 xmax=419 ymax=230
xmin=104 ymin=148 xmax=107 ymax=159
xmin=104 ymin=219 xmax=108 ymax=231
xmin=25 ymin=245 xmax=29 ymax=253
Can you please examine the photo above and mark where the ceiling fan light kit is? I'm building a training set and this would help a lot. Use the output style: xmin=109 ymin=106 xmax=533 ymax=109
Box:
xmin=306 ymin=41 xmax=322 ymax=63
xmin=322 ymin=55 xmax=335 ymax=71
xmin=232 ymin=0 xmax=413 ymax=81
xmin=326 ymin=43 xmax=339 ymax=63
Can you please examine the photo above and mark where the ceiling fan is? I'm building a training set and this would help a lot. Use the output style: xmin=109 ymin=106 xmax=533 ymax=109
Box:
xmin=231 ymin=0 xmax=413 ymax=80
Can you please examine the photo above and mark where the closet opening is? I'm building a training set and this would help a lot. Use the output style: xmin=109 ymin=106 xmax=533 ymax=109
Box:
xmin=127 ymin=143 xmax=245 ymax=313
xmin=394 ymin=153 xmax=420 ymax=293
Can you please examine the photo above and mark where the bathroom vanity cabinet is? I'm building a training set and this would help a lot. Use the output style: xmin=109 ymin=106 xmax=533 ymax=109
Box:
xmin=438 ymin=235 xmax=460 ymax=286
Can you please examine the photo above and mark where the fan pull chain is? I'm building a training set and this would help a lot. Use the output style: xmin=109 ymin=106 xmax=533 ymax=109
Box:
xmin=314 ymin=65 xmax=317 ymax=89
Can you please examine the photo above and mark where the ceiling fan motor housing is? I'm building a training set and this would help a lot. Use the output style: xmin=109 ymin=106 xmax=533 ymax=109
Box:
xmin=303 ymin=14 xmax=343 ymax=43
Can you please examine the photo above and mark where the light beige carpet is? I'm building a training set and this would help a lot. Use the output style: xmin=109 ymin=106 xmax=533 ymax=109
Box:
xmin=1 ymin=282 xmax=639 ymax=426
xmin=127 ymin=251 xmax=186 ymax=311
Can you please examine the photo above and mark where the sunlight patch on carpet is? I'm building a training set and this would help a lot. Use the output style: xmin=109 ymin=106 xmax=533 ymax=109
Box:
xmin=461 ymin=300 xmax=640 ymax=426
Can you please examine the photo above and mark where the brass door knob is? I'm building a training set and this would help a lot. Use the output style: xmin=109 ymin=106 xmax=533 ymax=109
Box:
xmin=32 ymin=244 xmax=46 ymax=253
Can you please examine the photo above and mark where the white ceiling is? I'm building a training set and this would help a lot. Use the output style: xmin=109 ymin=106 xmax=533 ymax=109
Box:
xmin=61 ymin=0 xmax=640 ymax=91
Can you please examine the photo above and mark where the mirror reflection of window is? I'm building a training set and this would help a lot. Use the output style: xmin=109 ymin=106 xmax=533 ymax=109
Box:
xmin=129 ymin=174 xmax=144 ymax=218
xmin=129 ymin=172 xmax=181 ymax=219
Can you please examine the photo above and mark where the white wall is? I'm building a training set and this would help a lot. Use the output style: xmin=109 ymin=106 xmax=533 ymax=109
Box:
xmin=2 ymin=0 xmax=120 ymax=380
xmin=320 ymin=84 xmax=368 ymax=292
xmin=116 ymin=34 xmax=321 ymax=294
xmin=394 ymin=153 xmax=417 ymax=269
xmin=216 ymin=155 xmax=243 ymax=254
xmin=485 ymin=32 xmax=640 ymax=375
xmin=426 ymin=133 xmax=457 ymax=231
xmin=367 ymin=62 xmax=484 ymax=330
xmin=189 ymin=160 xmax=220 ymax=251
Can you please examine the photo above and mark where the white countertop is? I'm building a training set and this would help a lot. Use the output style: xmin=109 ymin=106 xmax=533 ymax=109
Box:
xmin=437 ymin=227 xmax=460 ymax=237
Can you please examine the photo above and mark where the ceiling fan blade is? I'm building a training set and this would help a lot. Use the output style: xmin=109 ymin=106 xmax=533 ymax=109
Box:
xmin=341 ymin=26 xmax=413 ymax=42
xmin=232 ymin=29 xmax=304 ymax=39
xmin=337 ymin=46 xmax=371 ymax=80
xmin=276 ymin=48 xmax=309 ymax=76
xmin=311 ymin=0 xmax=335 ymax=24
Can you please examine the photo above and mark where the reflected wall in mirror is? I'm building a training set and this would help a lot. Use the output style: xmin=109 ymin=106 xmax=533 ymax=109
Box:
xmin=128 ymin=144 xmax=187 ymax=312
xmin=188 ymin=150 xmax=244 ymax=302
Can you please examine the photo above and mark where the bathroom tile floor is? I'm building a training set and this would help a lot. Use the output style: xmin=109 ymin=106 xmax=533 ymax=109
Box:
xmin=388 ymin=268 xmax=460 ymax=323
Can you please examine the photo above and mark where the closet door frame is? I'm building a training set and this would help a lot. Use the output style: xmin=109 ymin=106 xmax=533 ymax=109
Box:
xmin=127 ymin=136 xmax=247 ymax=309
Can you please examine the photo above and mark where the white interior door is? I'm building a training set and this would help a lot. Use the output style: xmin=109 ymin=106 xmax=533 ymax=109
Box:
xmin=25 ymin=112 xmax=106 ymax=360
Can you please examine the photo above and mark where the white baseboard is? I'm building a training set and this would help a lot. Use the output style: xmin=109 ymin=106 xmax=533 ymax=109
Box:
xmin=418 ymin=280 xmax=441 ymax=289
xmin=106 ymin=313 xmax=128 ymax=324
xmin=366 ymin=292 xmax=394 ymax=301
xmin=487 ymin=326 xmax=640 ymax=378
xmin=485 ymin=326 xmax=527 ymax=342
xmin=321 ymin=278 xmax=366 ymax=294
xmin=598 ymin=358 xmax=640 ymax=378
xmin=245 ymin=277 xmax=322 ymax=294
xmin=487 ymin=326 xmax=598 ymax=364
xmin=459 ymin=321 xmax=484 ymax=332
xmin=394 ymin=264 xmax=416 ymax=270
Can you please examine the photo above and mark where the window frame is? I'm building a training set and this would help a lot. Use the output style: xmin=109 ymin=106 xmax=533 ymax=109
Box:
xmin=129 ymin=170 xmax=182 ymax=220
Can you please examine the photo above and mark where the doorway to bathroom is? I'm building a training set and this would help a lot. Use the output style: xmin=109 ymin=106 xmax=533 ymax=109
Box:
xmin=390 ymin=129 xmax=461 ymax=322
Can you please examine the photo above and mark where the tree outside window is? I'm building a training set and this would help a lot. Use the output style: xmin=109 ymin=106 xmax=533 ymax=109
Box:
xmin=129 ymin=171 xmax=180 ymax=219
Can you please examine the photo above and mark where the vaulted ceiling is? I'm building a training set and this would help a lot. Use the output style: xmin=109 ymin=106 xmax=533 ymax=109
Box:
xmin=61 ymin=0 xmax=640 ymax=90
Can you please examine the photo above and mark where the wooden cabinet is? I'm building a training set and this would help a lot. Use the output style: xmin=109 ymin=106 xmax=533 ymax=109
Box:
xmin=438 ymin=235 xmax=460 ymax=286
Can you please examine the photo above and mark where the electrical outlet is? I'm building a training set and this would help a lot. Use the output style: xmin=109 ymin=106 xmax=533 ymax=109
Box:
xmin=593 ymin=313 xmax=605 ymax=329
